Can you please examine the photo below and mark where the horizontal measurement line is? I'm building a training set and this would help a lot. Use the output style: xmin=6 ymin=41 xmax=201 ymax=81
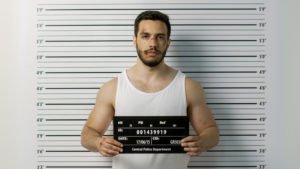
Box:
xmin=41 ymin=89 xmax=262 ymax=91
xmin=38 ymin=14 xmax=265 ymax=17
xmin=38 ymin=61 xmax=264 ymax=64
xmin=208 ymin=103 xmax=257 ymax=105
xmin=38 ymin=155 xmax=99 ymax=157
xmin=38 ymin=3 xmax=265 ymax=5
xmin=46 ymin=119 xmax=86 ymax=121
xmin=46 ymin=135 xmax=81 ymax=137
xmin=38 ymin=2 xmax=264 ymax=4
xmin=45 ymin=103 xmax=94 ymax=105
xmin=46 ymin=150 xmax=88 ymax=152
xmin=42 ymin=102 xmax=259 ymax=105
xmin=38 ymin=28 xmax=264 ymax=31
xmin=185 ymin=71 xmax=258 ymax=73
xmin=217 ymin=123 xmax=265 ymax=125
xmin=45 ymin=72 xmax=120 ymax=74
xmin=45 ymin=55 xmax=257 ymax=58
xmin=190 ymin=160 xmax=265 ymax=162
xmin=39 ymin=48 xmax=264 ymax=53
xmin=39 ymin=44 xmax=265 ymax=47
xmin=201 ymin=153 xmax=264 ymax=156
xmin=219 ymin=129 xmax=266 ymax=131
xmin=46 ymin=8 xmax=257 ymax=11
xmin=38 ymin=19 xmax=265 ymax=22
xmin=43 ymin=134 xmax=258 ymax=137
xmin=206 ymin=92 xmax=264 ymax=94
xmin=38 ymin=139 xmax=81 ymax=141
xmin=208 ymin=97 xmax=265 ymax=100
xmin=217 ymin=144 xmax=266 ymax=146
xmin=204 ymin=87 xmax=257 ymax=89
xmin=45 ymin=39 xmax=257 ymax=42
xmin=188 ymin=166 xmax=257 ymax=168
xmin=38 ymin=130 xmax=81 ymax=131
xmin=216 ymin=118 xmax=257 ymax=120
xmin=44 ymin=71 xmax=258 ymax=74
xmin=208 ymin=149 xmax=257 ymax=152
xmin=38 ymin=161 xmax=108 ymax=162
xmin=45 ymin=24 xmax=257 ymax=27
xmin=37 ymin=97 xmax=94 ymax=100
xmin=38 ymin=66 xmax=264 ymax=69
xmin=45 ymin=88 xmax=98 ymax=89
xmin=46 ymin=40 xmax=129 ymax=42
xmin=38 ymin=76 xmax=264 ymax=79
xmin=38 ymin=97 xmax=265 ymax=100
xmin=37 ymin=109 xmax=91 ymax=110
xmin=219 ymin=134 xmax=258 ymax=136
xmin=37 ymin=82 xmax=265 ymax=84
xmin=46 ymin=167 xmax=111 ymax=169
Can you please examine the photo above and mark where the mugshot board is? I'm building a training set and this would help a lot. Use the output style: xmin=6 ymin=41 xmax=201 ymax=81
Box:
xmin=35 ymin=0 xmax=270 ymax=168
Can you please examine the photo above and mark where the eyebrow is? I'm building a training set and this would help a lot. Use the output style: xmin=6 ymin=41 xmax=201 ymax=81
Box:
xmin=139 ymin=32 xmax=166 ymax=37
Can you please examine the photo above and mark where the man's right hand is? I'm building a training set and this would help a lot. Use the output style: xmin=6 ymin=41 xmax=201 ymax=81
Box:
xmin=96 ymin=136 xmax=123 ymax=157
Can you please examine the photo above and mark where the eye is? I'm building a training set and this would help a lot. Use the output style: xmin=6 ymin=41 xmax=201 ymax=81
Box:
xmin=141 ymin=34 xmax=149 ymax=39
xmin=158 ymin=35 xmax=166 ymax=40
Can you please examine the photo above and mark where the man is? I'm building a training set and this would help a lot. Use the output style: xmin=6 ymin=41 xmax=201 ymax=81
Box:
xmin=81 ymin=10 xmax=219 ymax=169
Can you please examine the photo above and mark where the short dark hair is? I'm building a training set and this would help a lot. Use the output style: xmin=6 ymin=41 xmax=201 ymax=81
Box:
xmin=134 ymin=10 xmax=171 ymax=39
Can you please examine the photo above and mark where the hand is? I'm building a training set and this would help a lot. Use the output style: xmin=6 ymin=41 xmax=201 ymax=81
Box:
xmin=96 ymin=136 xmax=123 ymax=157
xmin=181 ymin=136 xmax=206 ymax=156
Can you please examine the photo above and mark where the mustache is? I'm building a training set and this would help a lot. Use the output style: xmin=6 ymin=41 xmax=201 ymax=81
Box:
xmin=144 ymin=48 xmax=161 ymax=54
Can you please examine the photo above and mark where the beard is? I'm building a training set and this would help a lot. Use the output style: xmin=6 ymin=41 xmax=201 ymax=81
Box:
xmin=136 ymin=44 xmax=168 ymax=67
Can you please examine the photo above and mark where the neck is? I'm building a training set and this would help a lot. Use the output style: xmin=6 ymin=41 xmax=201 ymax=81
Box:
xmin=126 ymin=59 xmax=178 ymax=93
xmin=127 ymin=58 xmax=175 ymax=82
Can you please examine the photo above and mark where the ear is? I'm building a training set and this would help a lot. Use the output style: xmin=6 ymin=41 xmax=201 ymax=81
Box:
xmin=167 ymin=38 xmax=171 ymax=48
xmin=133 ymin=35 xmax=137 ymax=47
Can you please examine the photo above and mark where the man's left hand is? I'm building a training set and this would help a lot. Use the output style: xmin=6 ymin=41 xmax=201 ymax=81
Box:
xmin=181 ymin=136 xmax=206 ymax=156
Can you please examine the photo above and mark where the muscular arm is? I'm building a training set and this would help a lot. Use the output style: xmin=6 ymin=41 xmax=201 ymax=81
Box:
xmin=181 ymin=78 xmax=219 ymax=156
xmin=81 ymin=78 xmax=123 ymax=156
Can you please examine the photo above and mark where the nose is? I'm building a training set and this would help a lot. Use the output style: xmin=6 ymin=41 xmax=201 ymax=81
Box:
xmin=149 ymin=36 xmax=158 ymax=48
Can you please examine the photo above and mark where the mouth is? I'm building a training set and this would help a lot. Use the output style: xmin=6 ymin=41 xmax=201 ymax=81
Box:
xmin=145 ymin=49 xmax=160 ymax=56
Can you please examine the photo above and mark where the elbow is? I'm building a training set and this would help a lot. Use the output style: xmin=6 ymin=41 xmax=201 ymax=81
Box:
xmin=80 ymin=126 xmax=89 ymax=149
xmin=214 ymin=125 xmax=220 ymax=147
xmin=215 ymin=130 xmax=220 ymax=147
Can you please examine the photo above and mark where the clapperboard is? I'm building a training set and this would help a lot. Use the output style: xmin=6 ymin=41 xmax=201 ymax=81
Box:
xmin=113 ymin=116 xmax=189 ymax=153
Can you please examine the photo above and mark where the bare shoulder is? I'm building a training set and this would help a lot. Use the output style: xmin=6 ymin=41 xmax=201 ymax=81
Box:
xmin=185 ymin=77 xmax=203 ymax=90
xmin=95 ymin=77 xmax=118 ymax=106
xmin=185 ymin=77 xmax=205 ymax=102
xmin=100 ymin=77 xmax=118 ymax=93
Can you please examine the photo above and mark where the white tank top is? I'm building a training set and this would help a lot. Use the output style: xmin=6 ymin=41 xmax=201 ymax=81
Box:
xmin=113 ymin=70 xmax=190 ymax=169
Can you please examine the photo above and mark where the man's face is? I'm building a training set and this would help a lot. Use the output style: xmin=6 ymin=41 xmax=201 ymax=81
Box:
xmin=134 ymin=20 xmax=170 ymax=67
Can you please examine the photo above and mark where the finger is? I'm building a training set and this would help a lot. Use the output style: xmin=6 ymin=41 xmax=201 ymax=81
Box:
xmin=97 ymin=137 xmax=123 ymax=156
xmin=181 ymin=136 xmax=198 ymax=143
xmin=101 ymin=149 xmax=116 ymax=157
xmin=187 ymin=151 xmax=201 ymax=157
xmin=103 ymin=137 xmax=123 ymax=148
xmin=181 ymin=140 xmax=199 ymax=148
xmin=184 ymin=146 xmax=200 ymax=152
xmin=101 ymin=137 xmax=123 ymax=152
xmin=103 ymin=146 xmax=121 ymax=156
xmin=184 ymin=147 xmax=202 ymax=157
xmin=102 ymin=141 xmax=123 ymax=153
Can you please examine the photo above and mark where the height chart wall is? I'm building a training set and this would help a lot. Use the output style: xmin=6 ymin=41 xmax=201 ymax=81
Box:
xmin=36 ymin=0 xmax=268 ymax=169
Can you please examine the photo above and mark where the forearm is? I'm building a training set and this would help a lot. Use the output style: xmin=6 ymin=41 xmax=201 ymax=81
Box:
xmin=81 ymin=125 xmax=102 ymax=152
xmin=198 ymin=126 xmax=219 ymax=151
